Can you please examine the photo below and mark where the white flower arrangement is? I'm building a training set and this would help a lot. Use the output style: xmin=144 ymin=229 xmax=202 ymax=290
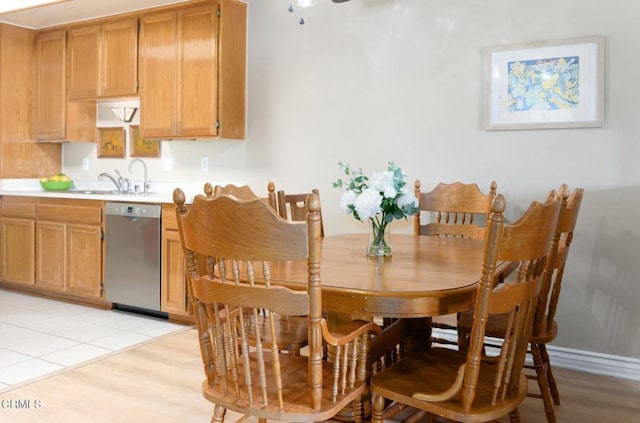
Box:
xmin=333 ymin=162 xmax=419 ymax=255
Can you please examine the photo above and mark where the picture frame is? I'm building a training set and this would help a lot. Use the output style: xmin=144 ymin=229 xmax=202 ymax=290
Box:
xmin=484 ymin=36 xmax=605 ymax=130
xmin=129 ymin=125 xmax=160 ymax=158
xmin=97 ymin=127 xmax=126 ymax=158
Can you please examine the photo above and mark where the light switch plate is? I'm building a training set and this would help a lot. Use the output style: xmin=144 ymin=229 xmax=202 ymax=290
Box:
xmin=201 ymin=157 xmax=209 ymax=172
xmin=163 ymin=157 xmax=173 ymax=171
xmin=82 ymin=157 xmax=89 ymax=171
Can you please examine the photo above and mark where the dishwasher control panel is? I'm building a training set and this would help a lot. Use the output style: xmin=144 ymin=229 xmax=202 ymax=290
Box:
xmin=104 ymin=202 xmax=162 ymax=219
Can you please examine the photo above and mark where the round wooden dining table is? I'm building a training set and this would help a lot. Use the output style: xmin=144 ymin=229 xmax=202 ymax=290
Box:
xmin=269 ymin=232 xmax=510 ymax=357
xmin=270 ymin=233 xmax=488 ymax=319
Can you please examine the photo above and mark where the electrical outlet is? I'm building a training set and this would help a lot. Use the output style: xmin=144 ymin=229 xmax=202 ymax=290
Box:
xmin=163 ymin=157 xmax=173 ymax=171
xmin=201 ymin=157 xmax=209 ymax=172
xmin=82 ymin=158 xmax=89 ymax=171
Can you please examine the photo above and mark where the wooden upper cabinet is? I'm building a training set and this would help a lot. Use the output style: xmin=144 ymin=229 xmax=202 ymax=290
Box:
xmin=35 ymin=30 xmax=96 ymax=142
xmin=178 ymin=6 xmax=218 ymax=138
xmin=35 ymin=30 xmax=67 ymax=140
xmin=0 ymin=25 xmax=62 ymax=176
xmin=68 ymin=18 xmax=138 ymax=100
xmin=216 ymin=0 xmax=247 ymax=140
xmin=67 ymin=25 xmax=99 ymax=99
xmin=139 ymin=0 xmax=246 ymax=140
xmin=101 ymin=18 xmax=139 ymax=97
xmin=0 ymin=24 xmax=35 ymax=144
xmin=139 ymin=11 xmax=177 ymax=137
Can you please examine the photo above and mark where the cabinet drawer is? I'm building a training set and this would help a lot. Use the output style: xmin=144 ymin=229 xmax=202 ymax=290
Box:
xmin=162 ymin=203 xmax=178 ymax=230
xmin=2 ymin=201 xmax=37 ymax=219
xmin=38 ymin=203 xmax=102 ymax=224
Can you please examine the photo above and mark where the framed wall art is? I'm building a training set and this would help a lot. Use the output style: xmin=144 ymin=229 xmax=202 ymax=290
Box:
xmin=484 ymin=36 xmax=605 ymax=130
xmin=97 ymin=127 xmax=126 ymax=158
xmin=129 ymin=125 xmax=160 ymax=158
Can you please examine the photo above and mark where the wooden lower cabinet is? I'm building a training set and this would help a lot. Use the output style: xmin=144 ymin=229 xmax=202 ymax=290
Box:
xmin=1 ymin=197 xmax=196 ymax=315
xmin=35 ymin=199 xmax=103 ymax=298
xmin=161 ymin=204 xmax=191 ymax=319
xmin=1 ymin=218 xmax=36 ymax=285
xmin=67 ymin=223 xmax=103 ymax=297
xmin=35 ymin=221 xmax=65 ymax=291
xmin=1 ymin=198 xmax=37 ymax=286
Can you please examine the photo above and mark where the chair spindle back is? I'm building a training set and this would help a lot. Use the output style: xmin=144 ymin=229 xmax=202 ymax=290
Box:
xmin=414 ymin=180 xmax=497 ymax=239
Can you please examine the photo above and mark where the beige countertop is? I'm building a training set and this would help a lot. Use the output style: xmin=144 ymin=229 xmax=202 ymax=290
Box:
xmin=0 ymin=179 xmax=212 ymax=204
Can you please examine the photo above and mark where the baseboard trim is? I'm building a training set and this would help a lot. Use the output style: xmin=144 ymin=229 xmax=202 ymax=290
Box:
xmin=545 ymin=345 xmax=640 ymax=382
xmin=432 ymin=328 xmax=640 ymax=381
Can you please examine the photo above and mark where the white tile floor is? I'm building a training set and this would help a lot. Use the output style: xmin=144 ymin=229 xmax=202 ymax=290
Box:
xmin=0 ymin=289 xmax=188 ymax=391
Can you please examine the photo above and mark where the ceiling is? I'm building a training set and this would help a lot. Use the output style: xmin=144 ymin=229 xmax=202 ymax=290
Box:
xmin=0 ymin=0 xmax=189 ymax=29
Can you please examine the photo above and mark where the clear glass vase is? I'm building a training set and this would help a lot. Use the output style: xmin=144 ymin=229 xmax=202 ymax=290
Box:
xmin=368 ymin=217 xmax=392 ymax=257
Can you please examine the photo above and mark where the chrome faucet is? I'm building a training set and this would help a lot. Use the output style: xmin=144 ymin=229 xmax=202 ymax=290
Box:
xmin=98 ymin=172 xmax=122 ymax=192
xmin=129 ymin=159 xmax=150 ymax=194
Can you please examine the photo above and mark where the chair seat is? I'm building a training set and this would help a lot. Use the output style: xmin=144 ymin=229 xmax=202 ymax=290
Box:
xmin=370 ymin=347 xmax=527 ymax=423
xmin=532 ymin=320 xmax=557 ymax=344
xmin=458 ymin=311 xmax=558 ymax=344
xmin=202 ymin=351 xmax=366 ymax=422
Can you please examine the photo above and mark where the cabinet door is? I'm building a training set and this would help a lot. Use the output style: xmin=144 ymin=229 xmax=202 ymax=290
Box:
xmin=139 ymin=1 xmax=246 ymax=140
xmin=100 ymin=18 xmax=138 ymax=97
xmin=161 ymin=227 xmax=189 ymax=316
xmin=66 ymin=101 xmax=97 ymax=142
xmin=67 ymin=224 xmax=103 ymax=298
xmin=217 ymin=0 xmax=247 ymax=139
xmin=36 ymin=221 xmax=66 ymax=292
xmin=177 ymin=5 xmax=217 ymax=137
xmin=35 ymin=30 xmax=96 ymax=142
xmin=1 ymin=218 xmax=36 ymax=286
xmin=139 ymin=11 xmax=177 ymax=138
xmin=0 ymin=25 xmax=33 ymax=144
xmin=34 ymin=30 xmax=66 ymax=140
xmin=67 ymin=25 xmax=100 ymax=99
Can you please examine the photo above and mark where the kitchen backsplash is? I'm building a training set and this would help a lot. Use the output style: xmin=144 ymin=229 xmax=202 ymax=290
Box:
xmin=61 ymin=100 xmax=249 ymax=187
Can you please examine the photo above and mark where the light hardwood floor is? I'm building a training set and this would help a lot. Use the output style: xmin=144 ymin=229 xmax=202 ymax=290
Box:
xmin=1 ymin=328 xmax=638 ymax=422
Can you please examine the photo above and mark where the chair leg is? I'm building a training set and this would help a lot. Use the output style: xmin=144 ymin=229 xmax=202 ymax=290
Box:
xmin=457 ymin=329 xmax=469 ymax=352
xmin=404 ymin=409 xmax=427 ymax=423
xmin=211 ymin=405 xmax=225 ymax=423
xmin=508 ymin=407 xmax=521 ymax=423
xmin=352 ymin=395 xmax=364 ymax=423
xmin=539 ymin=343 xmax=560 ymax=405
xmin=531 ymin=343 xmax=556 ymax=423
xmin=371 ymin=393 xmax=385 ymax=423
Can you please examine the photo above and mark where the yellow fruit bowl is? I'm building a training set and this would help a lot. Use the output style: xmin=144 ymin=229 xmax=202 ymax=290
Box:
xmin=40 ymin=180 xmax=73 ymax=191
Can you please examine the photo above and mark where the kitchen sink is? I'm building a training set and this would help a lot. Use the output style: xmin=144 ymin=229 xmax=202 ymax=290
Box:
xmin=67 ymin=189 xmax=119 ymax=195
xmin=66 ymin=189 xmax=160 ymax=197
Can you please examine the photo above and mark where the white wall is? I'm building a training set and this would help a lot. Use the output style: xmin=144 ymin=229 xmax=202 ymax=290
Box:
xmin=63 ymin=0 xmax=640 ymax=360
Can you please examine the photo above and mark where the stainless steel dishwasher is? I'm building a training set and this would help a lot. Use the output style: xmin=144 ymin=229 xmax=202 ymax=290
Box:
xmin=104 ymin=202 xmax=163 ymax=315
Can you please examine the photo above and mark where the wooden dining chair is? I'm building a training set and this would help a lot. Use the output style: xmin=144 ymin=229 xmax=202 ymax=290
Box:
xmin=413 ymin=180 xmax=497 ymax=239
xmin=370 ymin=193 xmax=561 ymax=423
xmin=173 ymin=189 xmax=381 ymax=423
xmin=413 ymin=180 xmax=502 ymax=346
xmin=208 ymin=182 xmax=259 ymax=200
xmin=456 ymin=184 xmax=584 ymax=423
xmin=202 ymin=182 xmax=309 ymax=355
xmin=276 ymin=187 xmax=325 ymax=237
xmin=206 ymin=181 xmax=280 ymax=210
